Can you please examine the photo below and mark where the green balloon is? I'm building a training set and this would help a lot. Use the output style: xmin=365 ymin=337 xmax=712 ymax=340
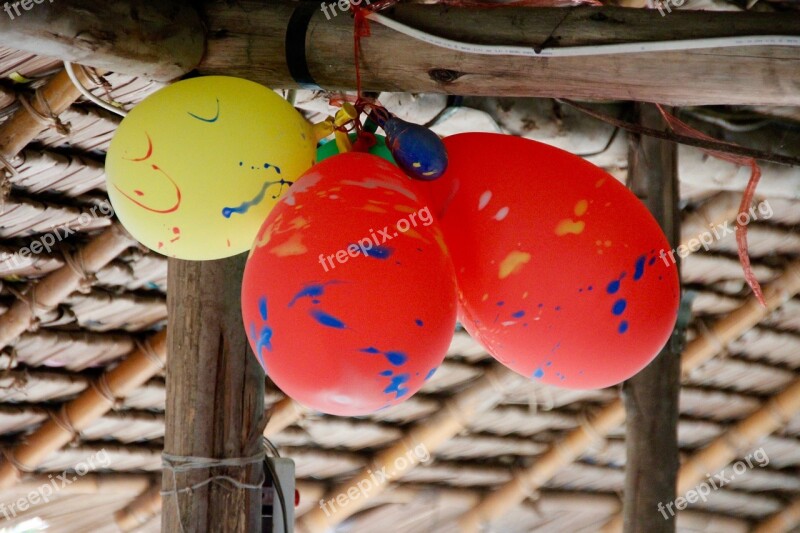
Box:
xmin=317 ymin=133 xmax=396 ymax=164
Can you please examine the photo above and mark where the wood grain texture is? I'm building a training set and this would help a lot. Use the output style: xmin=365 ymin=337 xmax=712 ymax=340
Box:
xmin=618 ymin=103 xmax=682 ymax=533
xmin=0 ymin=0 xmax=204 ymax=80
xmin=163 ymin=255 xmax=266 ymax=532
xmin=201 ymin=3 xmax=800 ymax=105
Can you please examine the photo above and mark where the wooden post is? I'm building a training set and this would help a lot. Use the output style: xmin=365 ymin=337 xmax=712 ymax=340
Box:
xmin=618 ymin=104 xmax=682 ymax=533
xmin=163 ymin=256 xmax=266 ymax=532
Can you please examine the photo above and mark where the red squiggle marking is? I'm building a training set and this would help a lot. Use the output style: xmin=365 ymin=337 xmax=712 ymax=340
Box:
xmin=114 ymin=163 xmax=182 ymax=214
xmin=124 ymin=133 xmax=154 ymax=162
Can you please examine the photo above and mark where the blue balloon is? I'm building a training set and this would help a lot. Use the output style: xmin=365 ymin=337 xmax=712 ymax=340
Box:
xmin=383 ymin=117 xmax=448 ymax=181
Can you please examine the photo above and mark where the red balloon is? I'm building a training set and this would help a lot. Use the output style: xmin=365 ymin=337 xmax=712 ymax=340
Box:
xmin=242 ymin=153 xmax=458 ymax=416
xmin=423 ymin=133 xmax=680 ymax=389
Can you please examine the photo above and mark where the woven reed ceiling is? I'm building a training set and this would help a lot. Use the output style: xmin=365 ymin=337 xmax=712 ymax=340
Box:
xmin=2 ymin=6 xmax=800 ymax=530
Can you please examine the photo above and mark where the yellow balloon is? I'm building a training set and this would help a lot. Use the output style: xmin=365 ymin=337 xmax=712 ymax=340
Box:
xmin=105 ymin=76 xmax=316 ymax=260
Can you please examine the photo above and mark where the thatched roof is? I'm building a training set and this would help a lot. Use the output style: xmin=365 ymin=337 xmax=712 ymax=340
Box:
xmin=2 ymin=17 xmax=800 ymax=531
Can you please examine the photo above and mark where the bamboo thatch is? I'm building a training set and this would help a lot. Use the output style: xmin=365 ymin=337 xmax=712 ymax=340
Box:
xmin=1 ymin=33 xmax=800 ymax=532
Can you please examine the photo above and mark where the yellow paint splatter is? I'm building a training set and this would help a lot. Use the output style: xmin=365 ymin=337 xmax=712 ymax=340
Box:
xmin=362 ymin=204 xmax=387 ymax=214
xmin=499 ymin=251 xmax=531 ymax=279
xmin=270 ymin=233 xmax=307 ymax=257
xmin=434 ymin=231 xmax=449 ymax=255
xmin=596 ymin=178 xmax=607 ymax=188
xmin=604 ymin=240 xmax=612 ymax=247
xmin=394 ymin=204 xmax=417 ymax=214
xmin=289 ymin=217 xmax=309 ymax=230
xmin=368 ymin=199 xmax=388 ymax=205
xmin=412 ymin=162 xmax=422 ymax=168
xmin=522 ymin=292 xmax=529 ymax=299
xmin=482 ymin=294 xmax=489 ymax=302
xmin=574 ymin=199 xmax=588 ymax=216
xmin=555 ymin=219 xmax=586 ymax=236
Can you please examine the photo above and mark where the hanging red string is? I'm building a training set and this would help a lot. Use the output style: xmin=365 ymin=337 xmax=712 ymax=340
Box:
xmin=656 ymin=104 xmax=766 ymax=307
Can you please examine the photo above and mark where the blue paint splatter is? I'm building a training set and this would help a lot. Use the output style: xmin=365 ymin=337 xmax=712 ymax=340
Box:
xmin=612 ymin=299 xmax=627 ymax=316
xmin=425 ymin=368 xmax=437 ymax=381
xmin=533 ymin=367 xmax=544 ymax=379
xmin=253 ymin=297 xmax=273 ymax=358
xmin=384 ymin=373 xmax=410 ymax=398
xmin=619 ymin=320 xmax=629 ymax=334
xmin=512 ymin=310 xmax=525 ymax=318
xmin=633 ymin=255 xmax=646 ymax=281
xmin=380 ymin=370 xmax=393 ymax=377
xmin=288 ymin=282 xmax=338 ymax=307
xmin=607 ymin=279 xmax=621 ymax=294
xmin=648 ymin=256 xmax=656 ymax=266
xmin=555 ymin=306 xmax=561 ymax=311
xmin=497 ymin=301 xmax=505 ymax=306
xmin=310 ymin=309 xmax=346 ymax=329
xmin=415 ymin=319 xmax=424 ymax=327
xmin=188 ymin=98 xmax=220 ymax=122
xmin=588 ymin=285 xmax=594 ymax=291
xmin=363 ymin=245 xmax=394 ymax=259
xmin=222 ymin=178 xmax=291 ymax=218
xmin=546 ymin=361 xmax=552 ymax=366
xmin=361 ymin=347 xmax=408 ymax=367
xmin=385 ymin=351 xmax=408 ymax=366
xmin=256 ymin=326 xmax=273 ymax=354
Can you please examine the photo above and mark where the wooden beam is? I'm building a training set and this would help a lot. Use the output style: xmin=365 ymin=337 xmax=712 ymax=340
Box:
xmin=297 ymin=365 xmax=518 ymax=533
xmin=0 ymin=69 xmax=95 ymax=160
xmin=678 ymin=378 xmax=800 ymax=495
xmin=457 ymin=260 xmax=800 ymax=532
xmin=618 ymin=104 xmax=681 ymax=533
xmin=162 ymin=256 xmax=266 ymax=532
xmin=0 ymin=0 xmax=204 ymax=81
xmin=201 ymin=3 xmax=800 ymax=105
xmin=0 ymin=331 xmax=167 ymax=489
xmin=754 ymin=497 xmax=800 ymax=533
xmin=0 ymin=224 xmax=135 ymax=351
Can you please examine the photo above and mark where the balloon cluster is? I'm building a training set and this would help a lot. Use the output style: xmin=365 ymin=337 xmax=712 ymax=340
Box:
xmin=106 ymin=76 xmax=680 ymax=416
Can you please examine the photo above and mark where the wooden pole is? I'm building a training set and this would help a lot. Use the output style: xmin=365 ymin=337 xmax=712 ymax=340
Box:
xmin=0 ymin=224 xmax=135 ymax=351
xmin=114 ymin=483 xmax=163 ymax=532
xmin=201 ymin=2 xmax=800 ymax=105
xmin=754 ymin=497 xmax=800 ymax=533
xmin=0 ymin=0 xmax=204 ymax=81
xmin=297 ymin=366 xmax=518 ymax=533
xmin=0 ymin=331 xmax=167 ymax=488
xmin=1 ymin=2 xmax=798 ymax=103
xmin=0 ymin=68 xmax=95 ymax=160
xmin=114 ymin=396 xmax=305 ymax=530
xmin=677 ymin=378 xmax=800 ymax=495
xmin=458 ymin=260 xmax=800 ymax=532
xmin=264 ymin=397 xmax=309 ymax=437
xmin=162 ymin=255 xmax=266 ymax=532
xmin=619 ymin=104 xmax=681 ymax=533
